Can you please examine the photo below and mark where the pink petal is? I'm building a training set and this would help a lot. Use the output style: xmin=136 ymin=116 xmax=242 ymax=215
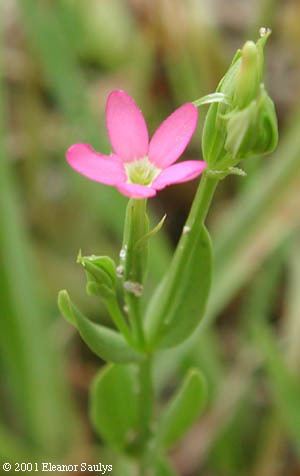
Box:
xmin=106 ymin=90 xmax=149 ymax=162
xmin=117 ymin=183 xmax=156 ymax=199
xmin=152 ymin=160 xmax=206 ymax=190
xmin=66 ymin=144 xmax=126 ymax=185
xmin=148 ymin=103 xmax=198 ymax=168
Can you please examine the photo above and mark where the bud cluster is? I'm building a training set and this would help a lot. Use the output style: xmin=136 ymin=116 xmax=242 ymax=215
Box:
xmin=202 ymin=29 xmax=278 ymax=171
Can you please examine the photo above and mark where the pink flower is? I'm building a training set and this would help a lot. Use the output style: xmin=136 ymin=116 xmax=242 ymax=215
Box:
xmin=66 ymin=90 xmax=206 ymax=199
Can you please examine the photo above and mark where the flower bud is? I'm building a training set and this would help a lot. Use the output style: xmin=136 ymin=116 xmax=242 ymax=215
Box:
xmin=202 ymin=29 xmax=278 ymax=170
xmin=77 ymin=252 xmax=117 ymax=299
xmin=234 ymin=41 xmax=262 ymax=109
xmin=225 ymin=86 xmax=278 ymax=161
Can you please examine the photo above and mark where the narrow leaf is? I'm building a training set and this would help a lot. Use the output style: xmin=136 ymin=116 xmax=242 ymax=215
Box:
xmin=58 ymin=291 xmax=141 ymax=363
xmin=146 ymin=226 xmax=213 ymax=348
xmin=157 ymin=369 xmax=207 ymax=449
xmin=90 ymin=364 xmax=138 ymax=450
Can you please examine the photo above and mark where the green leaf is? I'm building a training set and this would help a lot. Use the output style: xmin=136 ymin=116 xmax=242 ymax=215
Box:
xmin=58 ymin=290 xmax=141 ymax=363
xmin=157 ymin=369 xmax=207 ymax=449
xmin=90 ymin=364 xmax=138 ymax=450
xmin=146 ymin=225 xmax=213 ymax=348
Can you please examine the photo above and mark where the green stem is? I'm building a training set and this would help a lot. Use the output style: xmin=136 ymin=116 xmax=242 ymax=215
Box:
xmin=120 ymin=199 xmax=155 ymax=472
xmin=105 ymin=297 xmax=135 ymax=347
xmin=170 ymin=172 xmax=218 ymax=290
xmin=137 ymin=356 xmax=154 ymax=475
xmin=121 ymin=199 xmax=149 ymax=349
xmin=167 ymin=172 xmax=218 ymax=284
xmin=135 ymin=174 xmax=218 ymax=472
xmin=148 ymin=173 xmax=219 ymax=344
xmin=183 ymin=172 xmax=218 ymax=240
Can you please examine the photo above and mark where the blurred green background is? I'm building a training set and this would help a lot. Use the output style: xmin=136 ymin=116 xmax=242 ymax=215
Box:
xmin=1 ymin=0 xmax=300 ymax=475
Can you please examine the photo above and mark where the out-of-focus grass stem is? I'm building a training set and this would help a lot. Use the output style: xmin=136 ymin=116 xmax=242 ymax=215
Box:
xmin=0 ymin=18 xmax=76 ymax=454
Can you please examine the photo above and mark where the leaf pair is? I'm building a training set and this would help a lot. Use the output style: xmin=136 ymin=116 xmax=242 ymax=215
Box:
xmin=90 ymin=364 xmax=207 ymax=452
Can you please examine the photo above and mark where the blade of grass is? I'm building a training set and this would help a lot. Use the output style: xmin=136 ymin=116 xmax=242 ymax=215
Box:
xmin=281 ymin=234 xmax=300 ymax=369
xmin=0 ymin=25 xmax=77 ymax=454
xmin=253 ymin=322 xmax=300 ymax=453
xmin=252 ymin=234 xmax=300 ymax=475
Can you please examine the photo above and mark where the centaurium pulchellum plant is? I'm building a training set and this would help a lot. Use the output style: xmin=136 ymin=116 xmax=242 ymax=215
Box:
xmin=59 ymin=30 xmax=278 ymax=475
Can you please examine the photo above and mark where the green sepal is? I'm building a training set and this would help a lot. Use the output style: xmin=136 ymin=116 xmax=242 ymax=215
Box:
xmin=206 ymin=166 xmax=247 ymax=180
xmin=89 ymin=364 xmax=139 ymax=451
xmin=234 ymin=41 xmax=262 ymax=109
xmin=86 ymin=282 xmax=115 ymax=300
xmin=224 ymin=86 xmax=278 ymax=160
xmin=135 ymin=214 xmax=167 ymax=250
xmin=146 ymin=225 xmax=212 ymax=348
xmin=157 ymin=369 xmax=207 ymax=449
xmin=193 ymin=92 xmax=230 ymax=108
xmin=58 ymin=290 xmax=141 ymax=363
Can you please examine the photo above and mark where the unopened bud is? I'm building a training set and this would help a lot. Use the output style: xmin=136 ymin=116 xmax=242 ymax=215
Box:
xmin=225 ymin=86 xmax=278 ymax=160
xmin=234 ymin=41 xmax=261 ymax=109
xmin=77 ymin=252 xmax=117 ymax=299
xmin=202 ymin=29 xmax=278 ymax=169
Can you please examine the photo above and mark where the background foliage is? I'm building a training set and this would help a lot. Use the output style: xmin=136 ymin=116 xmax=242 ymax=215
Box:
xmin=1 ymin=0 xmax=300 ymax=474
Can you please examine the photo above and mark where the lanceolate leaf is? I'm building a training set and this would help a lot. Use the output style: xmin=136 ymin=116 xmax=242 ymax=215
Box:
xmin=157 ymin=369 xmax=207 ymax=449
xmin=146 ymin=225 xmax=213 ymax=348
xmin=58 ymin=291 xmax=141 ymax=363
xmin=90 ymin=364 xmax=138 ymax=450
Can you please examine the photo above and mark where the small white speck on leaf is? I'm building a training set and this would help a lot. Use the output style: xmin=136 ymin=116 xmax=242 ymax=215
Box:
xmin=183 ymin=225 xmax=191 ymax=235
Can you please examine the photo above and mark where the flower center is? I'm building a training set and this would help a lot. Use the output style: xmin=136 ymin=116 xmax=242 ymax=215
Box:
xmin=125 ymin=157 xmax=160 ymax=186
